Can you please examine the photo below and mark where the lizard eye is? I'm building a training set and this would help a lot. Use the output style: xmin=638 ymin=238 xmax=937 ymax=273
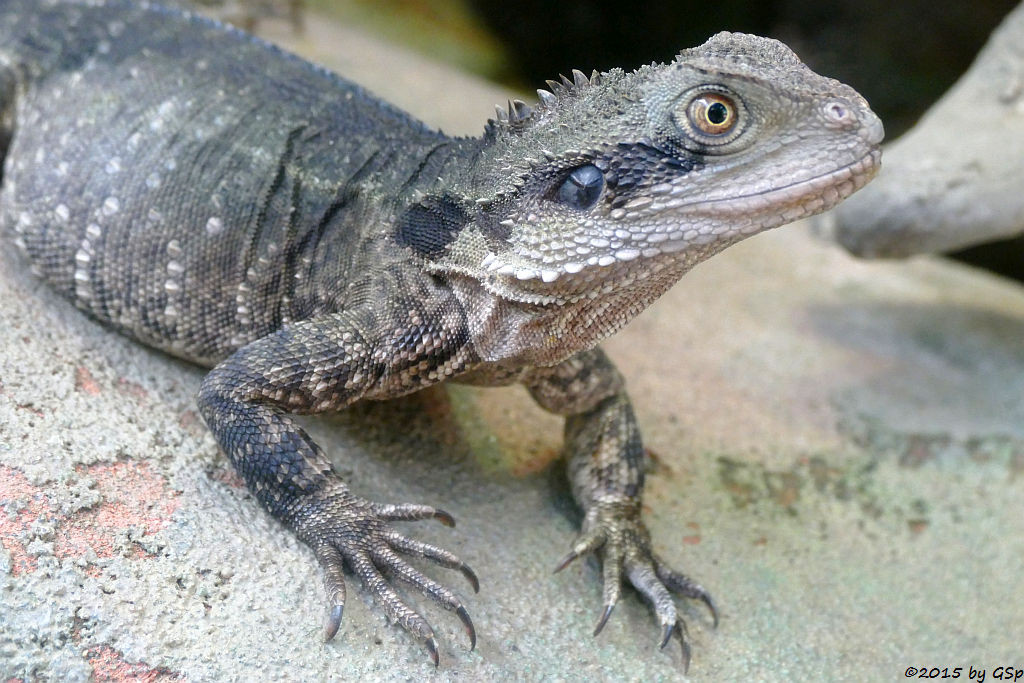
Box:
xmin=687 ymin=92 xmax=738 ymax=136
xmin=555 ymin=164 xmax=604 ymax=211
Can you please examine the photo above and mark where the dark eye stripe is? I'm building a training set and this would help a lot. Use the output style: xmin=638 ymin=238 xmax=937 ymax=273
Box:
xmin=556 ymin=164 xmax=604 ymax=210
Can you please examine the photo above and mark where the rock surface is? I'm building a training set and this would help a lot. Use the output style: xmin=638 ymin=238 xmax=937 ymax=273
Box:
xmin=824 ymin=2 xmax=1024 ymax=258
xmin=2 ymin=10 xmax=1024 ymax=682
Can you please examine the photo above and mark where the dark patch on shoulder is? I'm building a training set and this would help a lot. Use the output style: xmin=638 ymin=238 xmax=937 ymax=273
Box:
xmin=395 ymin=194 xmax=469 ymax=259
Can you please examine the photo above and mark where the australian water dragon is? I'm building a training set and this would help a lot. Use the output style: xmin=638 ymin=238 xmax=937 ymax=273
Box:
xmin=0 ymin=0 xmax=882 ymax=668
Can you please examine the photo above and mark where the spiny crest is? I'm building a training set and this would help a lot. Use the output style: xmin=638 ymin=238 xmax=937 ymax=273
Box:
xmin=540 ymin=68 xmax=602 ymax=103
xmin=484 ymin=98 xmax=531 ymax=137
xmin=493 ymin=98 xmax=533 ymax=125
xmin=483 ymin=68 xmax=602 ymax=137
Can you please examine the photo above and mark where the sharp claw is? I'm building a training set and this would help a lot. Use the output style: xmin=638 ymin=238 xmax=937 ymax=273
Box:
xmin=456 ymin=605 xmax=477 ymax=651
xmin=702 ymin=593 xmax=719 ymax=628
xmin=659 ymin=622 xmax=674 ymax=650
xmin=433 ymin=509 xmax=455 ymax=527
xmin=425 ymin=636 xmax=439 ymax=667
xmin=460 ymin=563 xmax=480 ymax=593
xmin=593 ymin=603 xmax=615 ymax=637
xmin=680 ymin=635 xmax=692 ymax=673
xmin=553 ymin=550 xmax=578 ymax=574
xmin=324 ymin=603 xmax=343 ymax=642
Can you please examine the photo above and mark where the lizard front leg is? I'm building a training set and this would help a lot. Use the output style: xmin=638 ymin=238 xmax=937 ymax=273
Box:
xmin=197 ymin=305 xmax=478 ymax=665
xmin=523 ymin=348 xmax=717 ymax=669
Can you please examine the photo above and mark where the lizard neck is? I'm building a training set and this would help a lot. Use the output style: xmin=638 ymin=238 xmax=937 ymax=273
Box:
xmin=447 ymin=253 xmax=692 ymax=367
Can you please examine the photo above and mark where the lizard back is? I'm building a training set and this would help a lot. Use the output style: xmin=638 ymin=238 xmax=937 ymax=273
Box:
xmin=0 ymin=0 xmax=452 ymax=365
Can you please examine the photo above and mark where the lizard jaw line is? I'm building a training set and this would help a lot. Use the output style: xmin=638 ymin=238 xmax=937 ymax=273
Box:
xmin=661 ymin=148 xmax=881 ymax=217
xmin=481 ymin=149 xmax=881 ymax=284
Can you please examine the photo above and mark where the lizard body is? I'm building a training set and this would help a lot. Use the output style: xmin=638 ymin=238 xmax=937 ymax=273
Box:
xmin=0 ymin=0 xmax=882 ymax=667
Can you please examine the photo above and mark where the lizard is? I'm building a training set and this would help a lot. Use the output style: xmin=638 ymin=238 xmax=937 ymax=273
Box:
xmin=0 ymin=0 xmax=883 ymax=669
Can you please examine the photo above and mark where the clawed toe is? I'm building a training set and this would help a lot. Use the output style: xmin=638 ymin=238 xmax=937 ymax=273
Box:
xmin=553 ymin=549 xmax=578 ymax=574
xmin=701 ymin=592 xmax=719 ymax=628
xmin=373 ymin=502 xmax=456 ymax=527
xmin=456 ymin=605 xmax=477 ymax=650
xmin=655 ymin=556 xmax=718 ymax=627
xmin=297 ymin=490 xmax=479 ymax=663
xmin=656 ymin=618 xmax=692 ymax=672
xmin=593 ymin=603 xmax=615 ymax=636
xmin=459 ymin=563 xmax=480 ymax=594
xmin=431 ymin=509 xmax=456 ymax=528
xmin=424 ymin=636 xmax=439 ymax=667
xmin=314 ymin=544 xmax=348 ymax=642
xmin=676 ymin=623 xmax=693 ymax=673
xmin=325 ymin=603 xmax=344 ymax=642
xmin=555 ymin=501 xmax=714 ymax=670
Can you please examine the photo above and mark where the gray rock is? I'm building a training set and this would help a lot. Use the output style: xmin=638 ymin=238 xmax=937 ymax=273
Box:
xmin=822 ymin=2 xmax=1024 ymax=257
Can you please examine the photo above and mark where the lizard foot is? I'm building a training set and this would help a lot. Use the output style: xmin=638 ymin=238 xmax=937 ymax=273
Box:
xmin=289 ymin=483 xmax=479 ymax=666
xmin=554 ymin=498 xmax=717 ymax=671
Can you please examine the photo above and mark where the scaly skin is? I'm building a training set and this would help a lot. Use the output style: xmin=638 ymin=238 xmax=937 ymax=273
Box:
xmin=0 ymin=0 xmax=883 ymax=668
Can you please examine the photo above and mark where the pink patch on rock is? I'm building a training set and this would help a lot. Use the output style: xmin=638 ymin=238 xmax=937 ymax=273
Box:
xmin=3 ymin=462 xmax=180 ymax=573
xmin=85 ymin=644 xmax=181 ymax=682
xmin=116 ymin=378 xmax=149 ymax=403
xmin=0 ymin=465 xmax=49 ymax=576
xmin=55 ymin=462 xmax=180 ymax=561
xmin=75 ymin=366 xmax=103 ymax=396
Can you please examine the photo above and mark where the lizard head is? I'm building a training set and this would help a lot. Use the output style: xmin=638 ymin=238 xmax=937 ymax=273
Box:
xmin=412 ymin=32 xmax=882 ymax=311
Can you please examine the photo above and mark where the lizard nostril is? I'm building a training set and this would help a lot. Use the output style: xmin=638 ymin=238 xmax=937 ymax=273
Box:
xmin=823 ymin=100 xmax=853 ymax=125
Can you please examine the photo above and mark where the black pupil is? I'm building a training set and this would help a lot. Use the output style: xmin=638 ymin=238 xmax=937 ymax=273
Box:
xmin=557 ymin=164 xmax=604 ymax=210
xmin=707 ymin=102 xmax=728 ymax=125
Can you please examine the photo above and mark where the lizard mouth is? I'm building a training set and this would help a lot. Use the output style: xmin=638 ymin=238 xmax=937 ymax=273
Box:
xmin=665 ymin=147 xmax=881 ymax=219
xmin=484 ymin=148 xmax=881 ymax=291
